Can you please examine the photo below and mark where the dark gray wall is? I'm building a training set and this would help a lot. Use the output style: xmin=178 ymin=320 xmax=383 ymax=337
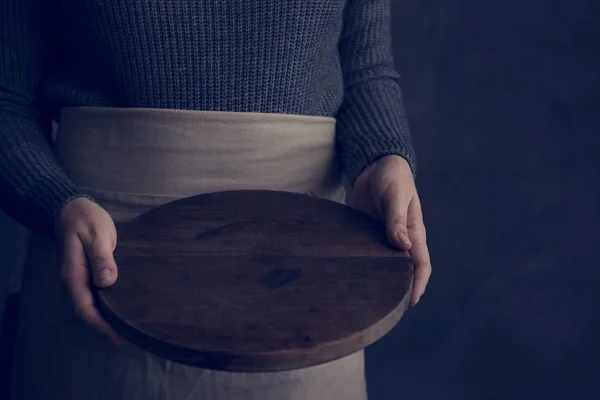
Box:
xmin=367 ymin=1 xmax=599 ymax=399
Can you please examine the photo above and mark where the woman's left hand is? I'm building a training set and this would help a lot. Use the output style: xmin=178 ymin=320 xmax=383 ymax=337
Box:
xmin=351 ymin=155 xmax=431 ymax=306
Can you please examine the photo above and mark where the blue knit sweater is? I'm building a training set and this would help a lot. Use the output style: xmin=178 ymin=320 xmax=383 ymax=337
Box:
xmin=0 ymin=0 xmax=416 ymax=236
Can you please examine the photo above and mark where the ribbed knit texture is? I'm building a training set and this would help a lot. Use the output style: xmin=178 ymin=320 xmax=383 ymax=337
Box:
xmin=0 ymin=0 xmax=416 ymax=236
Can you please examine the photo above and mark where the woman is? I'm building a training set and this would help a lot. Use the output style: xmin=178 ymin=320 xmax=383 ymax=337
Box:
xmin=0 ymin=0 xmax=431 ymax=399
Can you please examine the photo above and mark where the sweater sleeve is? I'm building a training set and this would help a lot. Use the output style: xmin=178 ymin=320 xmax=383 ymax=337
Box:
xmin=0 ymin=0 xmax=88 ymax=236
xmin=336 ymin=0 xmax=417 ymax=184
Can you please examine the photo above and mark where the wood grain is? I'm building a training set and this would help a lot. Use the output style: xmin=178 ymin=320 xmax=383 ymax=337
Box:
xmin=96 ymin=190 xmax=413 ymax=372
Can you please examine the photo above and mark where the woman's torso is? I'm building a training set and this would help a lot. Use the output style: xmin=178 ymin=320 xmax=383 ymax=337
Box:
xmin=42 ymin=0 xmax=349 ymax=118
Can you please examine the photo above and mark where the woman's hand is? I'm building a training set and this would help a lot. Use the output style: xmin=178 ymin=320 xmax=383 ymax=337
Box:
xmin=54 ymin=198 xmax=122 ymax=345
xmin=351 ymin=155 xmax=431 ymax=306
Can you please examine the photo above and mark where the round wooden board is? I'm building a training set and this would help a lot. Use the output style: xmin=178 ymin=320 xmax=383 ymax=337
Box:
xmin=96 ymin=190 xmax=413 ymax=372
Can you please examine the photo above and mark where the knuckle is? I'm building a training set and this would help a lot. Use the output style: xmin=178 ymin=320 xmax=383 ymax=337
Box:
xmin=391 ymin=215 xmax=408 ymax=228
xmin=411 ymin=237 xmax=428 ymax=249
xmin=76 ymin=220 xmax=114 ymax=243
xmin=89 ymin=254 xmax=115 ymax=270
xmin=86 ymin=247 xmax=116 ymax=268
xmin=396 ymin=225 xmax=409 ymax=238
xmin=90 ymin=230 xmax=116 ymax=251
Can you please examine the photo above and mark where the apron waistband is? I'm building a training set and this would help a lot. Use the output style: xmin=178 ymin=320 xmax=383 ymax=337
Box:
xmin=55 ymin=107 xmax=345 ymax=221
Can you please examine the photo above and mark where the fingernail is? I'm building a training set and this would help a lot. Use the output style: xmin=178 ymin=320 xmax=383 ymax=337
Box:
xmin=416 ymin=292 xmax=425 ymax=304
xmin=396 ymin=233 xmax=411 ymax=247
xmin=411 ymin=292 xmax=422 ymax=306
xmin=95 ymin=269 xmax=112 ymax=285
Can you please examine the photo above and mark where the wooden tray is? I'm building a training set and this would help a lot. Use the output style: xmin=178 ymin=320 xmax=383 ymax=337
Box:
xmin=96 ymin=190 xmax=413 ymax=372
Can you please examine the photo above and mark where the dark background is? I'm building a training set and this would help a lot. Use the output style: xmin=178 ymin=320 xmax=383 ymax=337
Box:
xmin=366 ymin=1 xmax=599 ymax=399
xmin=2 ymin=0 xmax=599 ymax=398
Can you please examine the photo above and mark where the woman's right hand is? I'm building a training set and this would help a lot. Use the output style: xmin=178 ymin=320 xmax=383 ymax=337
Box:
xmin=54 ymin=197 xmax=122 ymax=345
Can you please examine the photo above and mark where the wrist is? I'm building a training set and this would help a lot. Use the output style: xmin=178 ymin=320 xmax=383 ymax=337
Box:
xmin=53 ymin=195 xmax=96 ymax=236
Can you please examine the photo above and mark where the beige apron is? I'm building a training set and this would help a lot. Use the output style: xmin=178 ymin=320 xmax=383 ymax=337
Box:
xmin=11 ymin=107 xmax=367 ymax=400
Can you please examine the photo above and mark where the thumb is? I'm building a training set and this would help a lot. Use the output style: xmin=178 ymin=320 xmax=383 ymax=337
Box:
xmin=83 ymin=234 xmax=119 ymax=288
xmin=378 ymin=182 xmax=413 ymax=251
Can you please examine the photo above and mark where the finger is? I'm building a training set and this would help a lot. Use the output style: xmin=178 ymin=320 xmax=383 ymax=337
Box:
xmin=73 ymin=289 xmax=123 ymax=346
xmin=406 ymin=197 xmax=432 ymax=306
xmin=83 ymin=231 xmax=119 ymax=288
xmin=61 ymin=235 xmax=122 ymax=345
xmin=377 ymin=182 xmax=413 ymax=250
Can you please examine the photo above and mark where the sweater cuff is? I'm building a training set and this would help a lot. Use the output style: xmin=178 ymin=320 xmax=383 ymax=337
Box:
xmin=17 ymin=170 xmax=93 ymax=237
xmin=343 ymin=139 xmax=417 ymax=185
xmin=336 ymin=80 xmax=417 ymax=184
